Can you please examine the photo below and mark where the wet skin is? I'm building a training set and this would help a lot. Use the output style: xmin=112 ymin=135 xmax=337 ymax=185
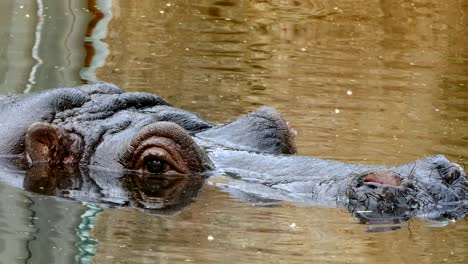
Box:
xmin=0 ymin=83 xmax=466 ymax=221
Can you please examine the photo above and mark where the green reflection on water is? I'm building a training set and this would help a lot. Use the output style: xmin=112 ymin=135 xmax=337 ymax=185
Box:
xmin=75 ymin=203 xmax=102 ymax=264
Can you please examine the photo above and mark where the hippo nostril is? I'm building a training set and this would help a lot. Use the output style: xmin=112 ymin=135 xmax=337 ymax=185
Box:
xmin=362 ymin=172 xmax=402 ymax=186
xmin=444 ymin=167 xmax=461 ymax=185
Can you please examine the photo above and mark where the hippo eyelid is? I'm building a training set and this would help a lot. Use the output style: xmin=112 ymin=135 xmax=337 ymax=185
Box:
xmin=120 ymin=121 xmax=213 ymax=174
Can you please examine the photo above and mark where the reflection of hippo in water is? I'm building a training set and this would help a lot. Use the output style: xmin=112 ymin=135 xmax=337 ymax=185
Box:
xmin=0 ymin=83 xmax=466 ymax=221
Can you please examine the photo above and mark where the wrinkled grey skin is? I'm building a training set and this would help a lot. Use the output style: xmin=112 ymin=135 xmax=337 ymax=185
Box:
xmin=0 ymin=83 xmax=466 ymax=222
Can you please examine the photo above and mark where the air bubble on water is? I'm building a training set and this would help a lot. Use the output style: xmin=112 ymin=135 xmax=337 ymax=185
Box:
xmin=207 ymin=235 xmax=214 ymax=241
xmin=347 ymin=90 xmax=352 ymax=95
xmin=160 ymin=10 xmax=165 ymax=14
xmin=335 ymin=109 xmax=341 ymax=114
xmin=166 ymin=3 xmax=172 ymax=7
xmin=19 ymin=5 xmax=24 ymax=9
xmin=25 ymin=14 xmax=30 ymax=18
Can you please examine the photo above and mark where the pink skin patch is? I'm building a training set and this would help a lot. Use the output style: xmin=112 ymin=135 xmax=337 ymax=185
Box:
xmin=363 ymin=173 xmax=402 ymax=187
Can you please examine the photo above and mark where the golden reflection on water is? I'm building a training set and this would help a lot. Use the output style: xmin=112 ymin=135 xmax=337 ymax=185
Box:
xmin=92 ymin=186 xmax=468 ymax=264
xmin=88 ymin=1 xmax=468 ymax=263
xmin=98 ymin=0 xmax=468 ymax=165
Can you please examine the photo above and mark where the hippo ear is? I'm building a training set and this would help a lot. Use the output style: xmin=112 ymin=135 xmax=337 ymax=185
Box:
xmin=196 ymin=107 xmax=297 ymax=155
xmin=25 ymin=122 xmax=83 ymax=165
xmin=25 ymin=123 xmax=61 ymax=164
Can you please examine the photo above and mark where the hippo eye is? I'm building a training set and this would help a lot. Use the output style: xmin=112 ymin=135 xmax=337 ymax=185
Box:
xmin=131 ymin=145 xmax=187 ymax=175
xmin=122 ymin=122 xmax=212 ymax=175
xmin=145 ymin=159 xmax=169 ymax=174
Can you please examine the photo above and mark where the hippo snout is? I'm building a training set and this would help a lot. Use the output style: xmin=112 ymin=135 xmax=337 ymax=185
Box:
xmin=347 ymin=172 xmax=417 ymax=214
xmin=347 ymin=155 xmax=468 ymax=220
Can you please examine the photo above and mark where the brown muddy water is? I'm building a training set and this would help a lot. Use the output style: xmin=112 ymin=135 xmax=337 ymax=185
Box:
xmin=0 ymin=0 xmax=467 ymax=263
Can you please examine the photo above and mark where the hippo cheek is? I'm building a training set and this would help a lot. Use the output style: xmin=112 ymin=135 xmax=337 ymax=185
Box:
xmin=25 ymin=122 xmax=82 ymax=166
xmin=120 ymin=121 xmax=213 ymax=176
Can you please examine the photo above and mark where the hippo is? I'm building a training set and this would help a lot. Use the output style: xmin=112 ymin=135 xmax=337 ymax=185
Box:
xmin=0 ymin=82 xmax=466 ymax=222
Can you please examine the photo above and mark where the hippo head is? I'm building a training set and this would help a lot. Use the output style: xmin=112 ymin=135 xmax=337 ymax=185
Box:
xmin=19 ymin=83 xmax=295 ymax=180
xmin=348 ymin=155 xmax=467 ymax=221
xmin=21 ymin=86 xmax=216 ymax=178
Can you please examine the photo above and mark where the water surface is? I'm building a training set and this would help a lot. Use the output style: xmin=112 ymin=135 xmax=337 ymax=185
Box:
xmin=0 ymin=0 xmax=467 ymax=263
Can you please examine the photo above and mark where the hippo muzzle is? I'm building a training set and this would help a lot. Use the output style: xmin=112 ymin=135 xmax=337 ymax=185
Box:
xmin=347 ymin=155 xmax=467 ymax=220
